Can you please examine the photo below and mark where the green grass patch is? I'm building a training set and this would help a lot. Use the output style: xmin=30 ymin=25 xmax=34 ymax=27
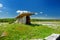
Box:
xmin=0 ymin=23 xmax=60 ymax=40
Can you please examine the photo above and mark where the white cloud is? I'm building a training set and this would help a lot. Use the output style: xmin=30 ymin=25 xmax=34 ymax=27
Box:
xmin=35 ymin=12 xmax=38 ymax=15
xmin=40 ymin=12 xmax=43 ymax=14
xmin=0 ymin=3 xmax=3 ymax=8
xmin=16 ymin=10 xmax=31 ymax=14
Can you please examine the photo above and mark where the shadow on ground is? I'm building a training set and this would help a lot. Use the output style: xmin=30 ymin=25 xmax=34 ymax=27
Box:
xmin=27 ymin=23 xmax=42 ymax=27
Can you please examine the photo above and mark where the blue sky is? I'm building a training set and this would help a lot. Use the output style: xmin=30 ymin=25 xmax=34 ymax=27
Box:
xmin=0 ymin=0 xmax=60 ymax=19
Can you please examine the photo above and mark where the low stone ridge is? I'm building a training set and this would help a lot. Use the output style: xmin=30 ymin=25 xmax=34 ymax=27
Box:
xmin=44 ymin=33 xmax=60 ymax=40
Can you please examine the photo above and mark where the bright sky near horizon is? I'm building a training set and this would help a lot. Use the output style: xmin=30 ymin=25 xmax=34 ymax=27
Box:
xmin=0 ymin=0 xmax=60 ymax=19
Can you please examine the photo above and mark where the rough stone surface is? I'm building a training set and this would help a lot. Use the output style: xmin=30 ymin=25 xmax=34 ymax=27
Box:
xmin=44 ymin=33 xmax=60 ymax=40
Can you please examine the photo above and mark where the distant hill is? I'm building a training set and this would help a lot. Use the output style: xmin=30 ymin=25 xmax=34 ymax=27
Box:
xmin=31 ymin=19 xmax=60 ymax=22
xmin=0 ymin=18 xmax=60 ymax=23
xmin=0 ymin=18 xmax=16 ymax=23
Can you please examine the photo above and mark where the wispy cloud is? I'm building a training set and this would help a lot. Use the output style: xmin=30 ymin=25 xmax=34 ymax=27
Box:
xmin=0 ymin=3 xmax=3 ymax=8
xmin=40 ymin=12 xmax=43 ymax=14
xmin=35 ymin=12 xmax=43 ymax=15
xmin=16 ymin=10 xmax=31 ymax=14
xmin=35 ymin=12 xmax=38 ymax=15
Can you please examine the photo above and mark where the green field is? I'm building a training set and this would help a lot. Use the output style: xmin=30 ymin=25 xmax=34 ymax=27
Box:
xmin=0 ymin=23 xmax=60 ymax=40
xmin=0 ymin=18 xmax=60 ymax=40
